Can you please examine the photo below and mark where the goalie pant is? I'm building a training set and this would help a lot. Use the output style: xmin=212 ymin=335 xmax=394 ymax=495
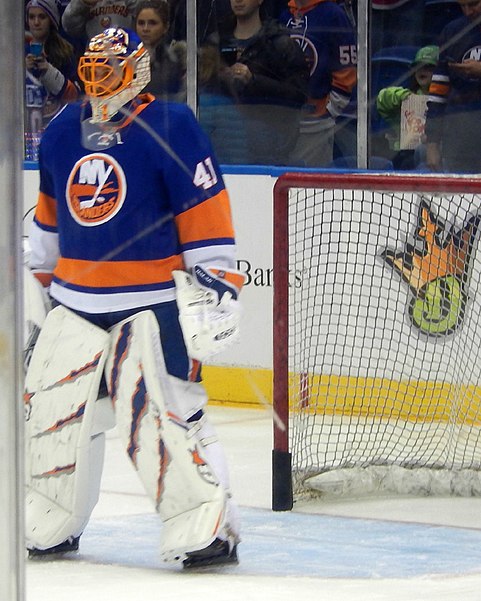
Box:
xmin=25 ymin=302 xmax=240 ymax=558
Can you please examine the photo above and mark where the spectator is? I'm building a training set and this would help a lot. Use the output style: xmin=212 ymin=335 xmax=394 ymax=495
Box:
xmin=425 ymin=0 xmax=481 ymax=172
xmin=376 ymin=45 xmax=438 ymax=169
xmin=265 ymin=0 xmax=290 ymax=18
xmin=371 ymin=0 xmax=425 ymax=55
xmin=135 ymin=0 xmax=186 ymax=100
xmin=423 ymin=0 xmax=462 ymax=46
xmin=55 ymin=0 xmax=90 ymax=61
xmin=168 ymin=0 xmax=232 ymax=44
xmin=205 ymin=0 xmax=309 ymax=165
xmin=61 ymin=0 xmax=138 ymax=44
xmin=25 ymin=0 xmax=80 ymax=160
xmin=280 ymin=0 xmax=357 ymax=167
xmin=197 ymin=43 xmax=250 ymax=163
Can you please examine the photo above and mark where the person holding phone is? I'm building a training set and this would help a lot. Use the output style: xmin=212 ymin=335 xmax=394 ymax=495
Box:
xmin=425 ymin=0 xmax=481 ymax=172
xmin=25 ymin=0 xmax=80 ymax=160
xmin=29 ymin=41 xmax=44 ymax=57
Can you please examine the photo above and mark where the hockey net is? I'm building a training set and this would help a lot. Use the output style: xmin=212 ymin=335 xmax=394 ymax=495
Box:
xmin=272 ymin=173 xmax=481 ymax=510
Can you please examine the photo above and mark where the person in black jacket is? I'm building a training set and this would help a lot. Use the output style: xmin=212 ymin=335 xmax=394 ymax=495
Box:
xmin=204 ymin=0 xmax=309 ymax=165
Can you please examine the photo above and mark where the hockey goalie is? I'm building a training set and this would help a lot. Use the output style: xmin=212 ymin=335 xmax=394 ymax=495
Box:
xmin=24 ymin=26 xmax=246 ymax=568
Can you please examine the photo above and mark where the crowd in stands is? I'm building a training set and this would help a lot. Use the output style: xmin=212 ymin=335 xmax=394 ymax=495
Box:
xmin=23 ymin=0 xmax=481 ymax=173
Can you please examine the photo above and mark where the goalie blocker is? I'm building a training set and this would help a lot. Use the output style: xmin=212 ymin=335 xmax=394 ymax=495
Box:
xmin=173 ymin=265 xmax=247 ymax=362
xmin=25 ymin=306 xmax=239 ymax=567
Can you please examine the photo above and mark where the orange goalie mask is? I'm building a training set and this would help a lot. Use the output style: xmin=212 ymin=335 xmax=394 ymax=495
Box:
xmin=78 ymin=27 xmax=151 ymax=123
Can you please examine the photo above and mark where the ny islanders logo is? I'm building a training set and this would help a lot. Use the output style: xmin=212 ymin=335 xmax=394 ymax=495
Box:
xmin=381 ymin=200 xmax=480 ymax=337
xmin=66 ymin=153 xmax=126 ymax=226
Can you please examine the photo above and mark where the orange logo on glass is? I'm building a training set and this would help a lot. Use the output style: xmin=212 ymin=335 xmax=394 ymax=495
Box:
xmin=66 ymin=153 xmax=126 ymax=226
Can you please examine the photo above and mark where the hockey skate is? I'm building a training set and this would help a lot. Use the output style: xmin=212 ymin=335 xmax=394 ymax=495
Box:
xmin=28 ymin=536 xmax=80 ymax=559
xmin=183 ymin=536 xmax=239 ymax=569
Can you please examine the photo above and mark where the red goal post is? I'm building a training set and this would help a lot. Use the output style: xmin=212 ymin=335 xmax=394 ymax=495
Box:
xmin=272 ymin=172 xmax=481 ymax=511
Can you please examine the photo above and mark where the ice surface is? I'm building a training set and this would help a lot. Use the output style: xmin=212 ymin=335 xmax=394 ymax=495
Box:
xmin=26 ymin=407 xmax=481 ymax=601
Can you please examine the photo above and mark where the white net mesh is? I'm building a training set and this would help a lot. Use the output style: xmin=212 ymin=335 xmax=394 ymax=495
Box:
xmin=276 ymin=176 xmax=481 ymax=499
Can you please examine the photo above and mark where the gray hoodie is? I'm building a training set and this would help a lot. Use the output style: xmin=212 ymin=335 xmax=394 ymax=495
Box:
xmin=61 ymin=0 xmax=138 ymax=41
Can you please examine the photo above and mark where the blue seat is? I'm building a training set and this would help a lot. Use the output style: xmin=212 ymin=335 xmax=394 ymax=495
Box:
xmin=423 ymin=1 xmax=462 ymax=42
xmin=371 ymin=46 xmax=420 ymax=135
xmin=371 ymin=45 xmax=420 ymax=97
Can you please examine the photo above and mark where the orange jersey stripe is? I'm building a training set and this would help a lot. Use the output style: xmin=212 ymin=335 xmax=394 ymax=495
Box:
xmin=210 ymin=268 xmax=245 ymax=292
xmin=62 ymin=80 xmax=80 ymax=103
xmin=33 ymin=271 xmax=54 ymax=287
xmin=118 ymin=93 xmax=155 ymax=129
xmin=308 ymin=96 xmax=329 ymax=116
xmin=429 ymin=82 xmax=449 ymax=97
xmin=175 ymin=190 xmax=234 ymax=246
xmin=332 ymin=67 xmax=357 ymax=94
xmin=55 ymin=255 xmax=184 ymax=288
xmin=189 ymin=359 xmax=201 ymax=382
xmin=35 ymin=192 xmax=57 ymax=228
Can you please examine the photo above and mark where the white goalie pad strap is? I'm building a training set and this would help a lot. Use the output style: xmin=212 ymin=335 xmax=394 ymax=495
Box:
xmin=25 ymin=305 xmax=113 ymax=549
xmin=173 ymin=265 xmax=246 ymax=362
xmin=106 ymin=310 xmax=228 ymax=561
xmin=23 ymin=266 xmax=51 ymax=370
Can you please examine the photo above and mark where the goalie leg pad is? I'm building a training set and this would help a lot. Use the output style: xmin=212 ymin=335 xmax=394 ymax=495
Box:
xmin=165 ymin=377 xmax=240 ymax=548
xmin=23 ymin=265 xmax=51 ymax=371
xmin=25 ymin=305 xmax=113 ymax=550
xmin=165 ymin=378 xmax=240 ymax=550
xmin=167 ymin=376 xmax=207 ymax=421
xmin=106 ymin=310 xmax=230 ymax=562
xmin=186 ymin=411 xmax=241 ymax=544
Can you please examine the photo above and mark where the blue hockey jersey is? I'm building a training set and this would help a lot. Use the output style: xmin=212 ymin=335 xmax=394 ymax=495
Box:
xmin=425 ymin=16 xmax=481 ymax=144
xmin=29 ymin=94 xmax=237 ymax=314
xmin=280 ymin=0 xmax=357 ymax=120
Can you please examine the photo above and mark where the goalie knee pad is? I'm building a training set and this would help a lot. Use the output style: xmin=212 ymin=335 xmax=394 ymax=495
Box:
xmin=25 ymin=306 xmax=113 ymax=550
xmin=167 ymin=376 xmax=207 ymax=421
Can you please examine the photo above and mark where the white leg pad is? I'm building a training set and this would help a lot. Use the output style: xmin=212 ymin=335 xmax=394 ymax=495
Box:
xmin=166 ymin=378 xmax=241 ymax=542
xmin=25 ymin=306 xmax=112 ymax=549
xmin=23 ymin=266 xmax=50 ymax=370
xmin=106 ymin=310 xmax=228 ymax=562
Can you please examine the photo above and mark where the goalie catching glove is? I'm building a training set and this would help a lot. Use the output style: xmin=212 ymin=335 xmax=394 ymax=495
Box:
xmin=173 ymin=265 xmax=246 ymax=362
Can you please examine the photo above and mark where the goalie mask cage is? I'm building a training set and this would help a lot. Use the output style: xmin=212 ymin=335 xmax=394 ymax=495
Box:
xmin=272 ymin=172 xmax=481 ymax=511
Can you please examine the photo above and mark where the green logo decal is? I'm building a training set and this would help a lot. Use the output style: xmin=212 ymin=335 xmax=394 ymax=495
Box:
xmin=382 ymin=200 xmax=479 ymax=337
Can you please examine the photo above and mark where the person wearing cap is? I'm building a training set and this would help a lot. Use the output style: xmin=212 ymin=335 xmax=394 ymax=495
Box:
xmin=25 ymin=0 xmax=80 ymax=160
xmin=376 ymin=45 xmax=438 ymax=170
xmin=425 ymin=0 xmax=481 ymax=173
